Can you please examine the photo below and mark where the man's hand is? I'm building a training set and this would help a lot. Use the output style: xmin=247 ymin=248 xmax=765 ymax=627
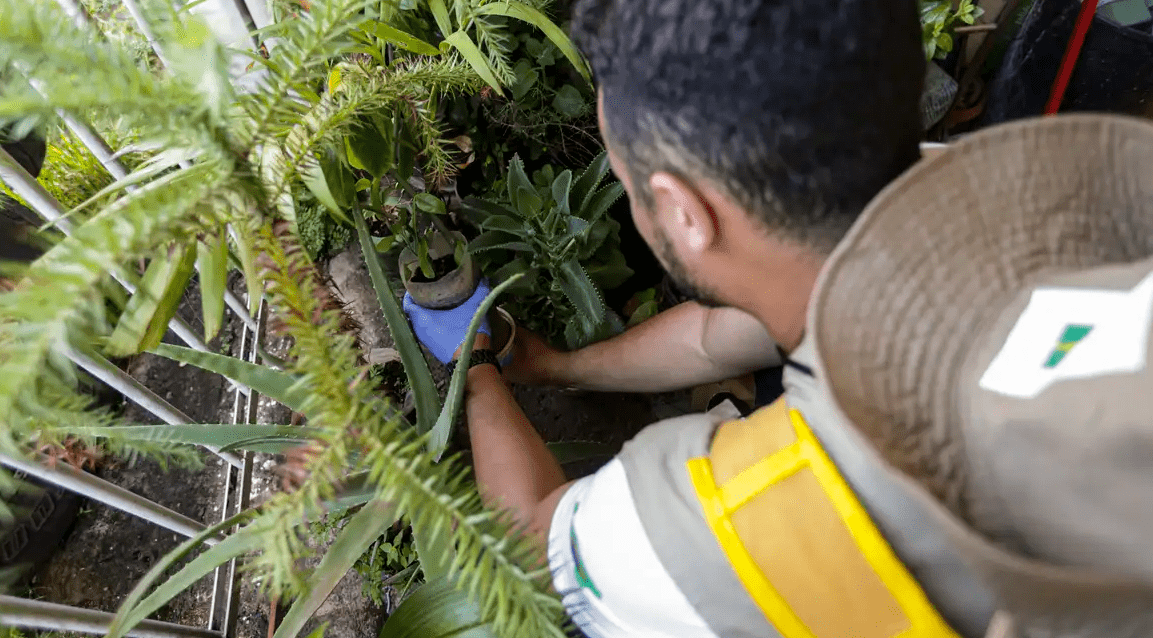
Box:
xmin=402 ymin=280 xmax=492 ymax=364
xmin=502 ymin=329 xmax=565 ymax=385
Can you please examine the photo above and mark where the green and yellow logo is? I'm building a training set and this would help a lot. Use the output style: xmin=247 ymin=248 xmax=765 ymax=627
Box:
xmin=1043 ymin=324 xmax=1093 ymax=368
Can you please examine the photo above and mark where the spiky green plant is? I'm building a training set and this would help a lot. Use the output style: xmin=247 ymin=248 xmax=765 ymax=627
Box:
xmin=0 ymin=0 xmax=575 ymax=635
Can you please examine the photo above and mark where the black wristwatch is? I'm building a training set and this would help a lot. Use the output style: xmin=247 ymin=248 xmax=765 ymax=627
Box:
xmin=446 ymin=348 xmax=502 ymax=376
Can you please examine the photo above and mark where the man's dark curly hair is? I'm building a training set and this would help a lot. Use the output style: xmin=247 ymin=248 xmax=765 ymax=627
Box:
xmin=571 ymin=0 xmax=926 ymax=252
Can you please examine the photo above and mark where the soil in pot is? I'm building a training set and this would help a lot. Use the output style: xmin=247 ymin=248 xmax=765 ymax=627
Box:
xmin=407 ymin=255 xmax=459 ymax=283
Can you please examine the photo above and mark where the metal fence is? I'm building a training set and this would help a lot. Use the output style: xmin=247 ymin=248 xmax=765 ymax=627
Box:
xmin=1 ymin=1 xmax=276 ymax=635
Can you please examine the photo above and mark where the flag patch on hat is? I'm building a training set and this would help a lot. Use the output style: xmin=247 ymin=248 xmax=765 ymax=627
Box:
xmin=979 ymin=271 xmax=1153 ymax=399
xmin=1043 ymin=324 xmax=1094 ymax=368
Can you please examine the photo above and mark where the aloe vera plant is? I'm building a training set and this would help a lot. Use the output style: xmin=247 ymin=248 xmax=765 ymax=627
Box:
xmin=463 ymin=152 xmax=632 ymax=349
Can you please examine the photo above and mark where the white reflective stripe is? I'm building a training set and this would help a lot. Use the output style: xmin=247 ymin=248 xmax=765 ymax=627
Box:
xmin=549 ymin=459 xmax=719 ymax=638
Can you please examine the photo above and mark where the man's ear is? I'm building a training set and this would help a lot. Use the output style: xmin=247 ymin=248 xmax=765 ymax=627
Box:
xmin=649 ymin=172 xmax=716 ymax=254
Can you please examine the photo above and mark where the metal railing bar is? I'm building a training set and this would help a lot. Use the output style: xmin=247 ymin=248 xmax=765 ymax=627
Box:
xmin=0 ymin=452 xmax=213 ymax=543
xmin=0 ymin=146 xmax=212 ymax=354
xmin=224 ymin=302 xmax=263 ymax=636
xmin=0 ymin=594 xmax=223 ymax=638
xmin=65 ymin=344 xmax=245 ymax=469
xmin=209 ymin=300 xmax=262 ymax=634
xmin=50 ymin=0 xmax=95 ymax=35
xmin=120 ymin=0 xmax=172 ymax=69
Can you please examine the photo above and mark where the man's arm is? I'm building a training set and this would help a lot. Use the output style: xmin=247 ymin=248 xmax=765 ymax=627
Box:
xmin=505 ymin=301 xmax=781 ymax=392
xmin=462 ymin=335 xmax=571 ymax=552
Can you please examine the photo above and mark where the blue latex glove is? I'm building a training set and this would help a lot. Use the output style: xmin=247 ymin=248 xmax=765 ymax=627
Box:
xmin=403 ymin=279 xmax=492 ymax=364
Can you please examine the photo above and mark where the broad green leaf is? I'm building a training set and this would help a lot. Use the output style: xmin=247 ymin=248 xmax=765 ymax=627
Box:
xmin=479 ymin=215 xmax=524 ymax=234
xmin=515 ymin=187 xmax=543 ymax=219
xmin=197 ymin=229 xmax=228 ymax=342
xmin=506 ymin=156 xmax=533 ymax=214
xmin=556 ymin=259 xmax=605 ymax=324
xmin=445 ymin=31 xmax=503 ymax=94
xmin=468 ymin=231 xmax=531 ymax=253
xmin=547 ymin=441 xmax=616 ymax=464
xmin=475 ymin=2 xmax=592 ymax=82
xmin=566 ymin=217 xmax=589 ymax=237
xmin=453 ymin=239 xmax=466 ymax=266
xmin=356 ymin=178 xmax=372 ymax=192
xmin=353 ymin=205 xmax=442 ymax=436
xmin=627 ymin=300 xmax=659 ymax=328
xmin=492 ymin=259 xmax=535 ymax=296
xmin=70 ymin=424 xmax=318 ymax=453
xmin=302 ymin=151 xmax=353 ymax=225
xmin=152 ymin=343 xmax=311 ymax=413
xmin=586 ymin=247 xmax=633 ymax=291
xmin=230 ymin=222 xmax=264 ymax=315
xmin=511 ymin=58 xmax=538 ymax=102
xmin=108 ymin=511 xmax=260 ymax=638
xmin=417 ymin=237 xmax=434 ymax=279
xmin=551 ymin=170 xmax=573 ymax=219
xmin=375 ymin=235 xmax=398 ymax=253
xmin=414 ymin=193 xmax=446 ymax=215
xmin=578 ymin=182 xmax=624 ymax=223
xmin=571 ymin=151 xmax=611 ymax=213
xmin=346 ymin=121 xmax=394 ymax=181
xmin=369 ymin=21 xmax=441 ymax=56
xmin=105 ymin=242 xmax=198 ymax=357
xmin=274 ymin=499 xmax=398 ymax=638
xmin=429 ymin=273 xmax=526 ymax=459
xmin=460 ymin=197 xmax=514 ymax=225
xmin=377 ymin=578 xmax=495 ymax=638
xmin=551 ymin=84 xmax=585 ymax=118
xmin=428 ymin=0 xmax=454 ymax=38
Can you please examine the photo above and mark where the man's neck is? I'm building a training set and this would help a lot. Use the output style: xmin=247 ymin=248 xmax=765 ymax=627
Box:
xmin=738 ymin=246 xmax=825 ymax=354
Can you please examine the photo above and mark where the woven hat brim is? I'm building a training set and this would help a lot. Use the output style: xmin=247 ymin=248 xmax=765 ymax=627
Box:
xmin=810 ymin=114 xmax=1153 ymax=530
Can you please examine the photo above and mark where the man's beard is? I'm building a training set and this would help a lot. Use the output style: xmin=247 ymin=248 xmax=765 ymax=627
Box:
xmin=654 ymin=229 xmax=725 ymax=309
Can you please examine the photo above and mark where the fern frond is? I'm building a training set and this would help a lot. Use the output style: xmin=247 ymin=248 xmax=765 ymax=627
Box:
xmin=235 ymin=0 xmax=373 ymax=148
xmin=240 ymin=222 xmax=566 ymax=636
xmin=0 ymin=162 xmax=232 ymax=458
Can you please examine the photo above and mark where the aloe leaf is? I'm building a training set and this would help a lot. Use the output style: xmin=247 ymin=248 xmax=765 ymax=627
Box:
xmin=197 ymin=228 xmax=228 ymax=341
xmin=107 ymin=510 xmax=260 ymax=638
xmin=152 ymin=343 xmax=311 ymax=413
xmin=428 ymin=273 xmax=525 ymax=459
xmin=105 ymin=242 xmax=198 ymax=357
xmin=444 ymin=31 xmax=503 ymax=94
xmin=70 ymin=423 xmax=319 ymax=452
xmin=353 ymin=204 xmax=441 ymax=435
xmin=274 ymin=499 xmax=398 ymax=638
xmin=377 ymin=578 xmax=496 ymax=638
xmin=474 ymin=2 xmax=591 ymax=83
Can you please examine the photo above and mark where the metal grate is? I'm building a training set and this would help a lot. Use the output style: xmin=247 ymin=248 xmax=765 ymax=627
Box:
xmin=0 ymin=1 xmax=275 ymax=635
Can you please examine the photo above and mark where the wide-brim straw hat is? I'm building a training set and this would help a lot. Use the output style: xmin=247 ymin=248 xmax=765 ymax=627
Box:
xmin=809 ymin=114 xmax=1153 ymax=636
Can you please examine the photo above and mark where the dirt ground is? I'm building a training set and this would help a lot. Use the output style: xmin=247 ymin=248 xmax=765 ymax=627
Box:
xmin=19 ymin=247 xmax=677 ymax=638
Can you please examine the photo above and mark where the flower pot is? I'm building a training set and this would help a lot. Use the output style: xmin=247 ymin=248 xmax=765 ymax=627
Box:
xmin=489 ymin=306 xmax=516 ymax=367
xmin=398 ymin=230 xmax=480 ymax=310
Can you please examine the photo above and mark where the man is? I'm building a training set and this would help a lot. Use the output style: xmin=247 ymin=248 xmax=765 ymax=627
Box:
xmin=401 ymin=0 xmax=963 ymax=635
